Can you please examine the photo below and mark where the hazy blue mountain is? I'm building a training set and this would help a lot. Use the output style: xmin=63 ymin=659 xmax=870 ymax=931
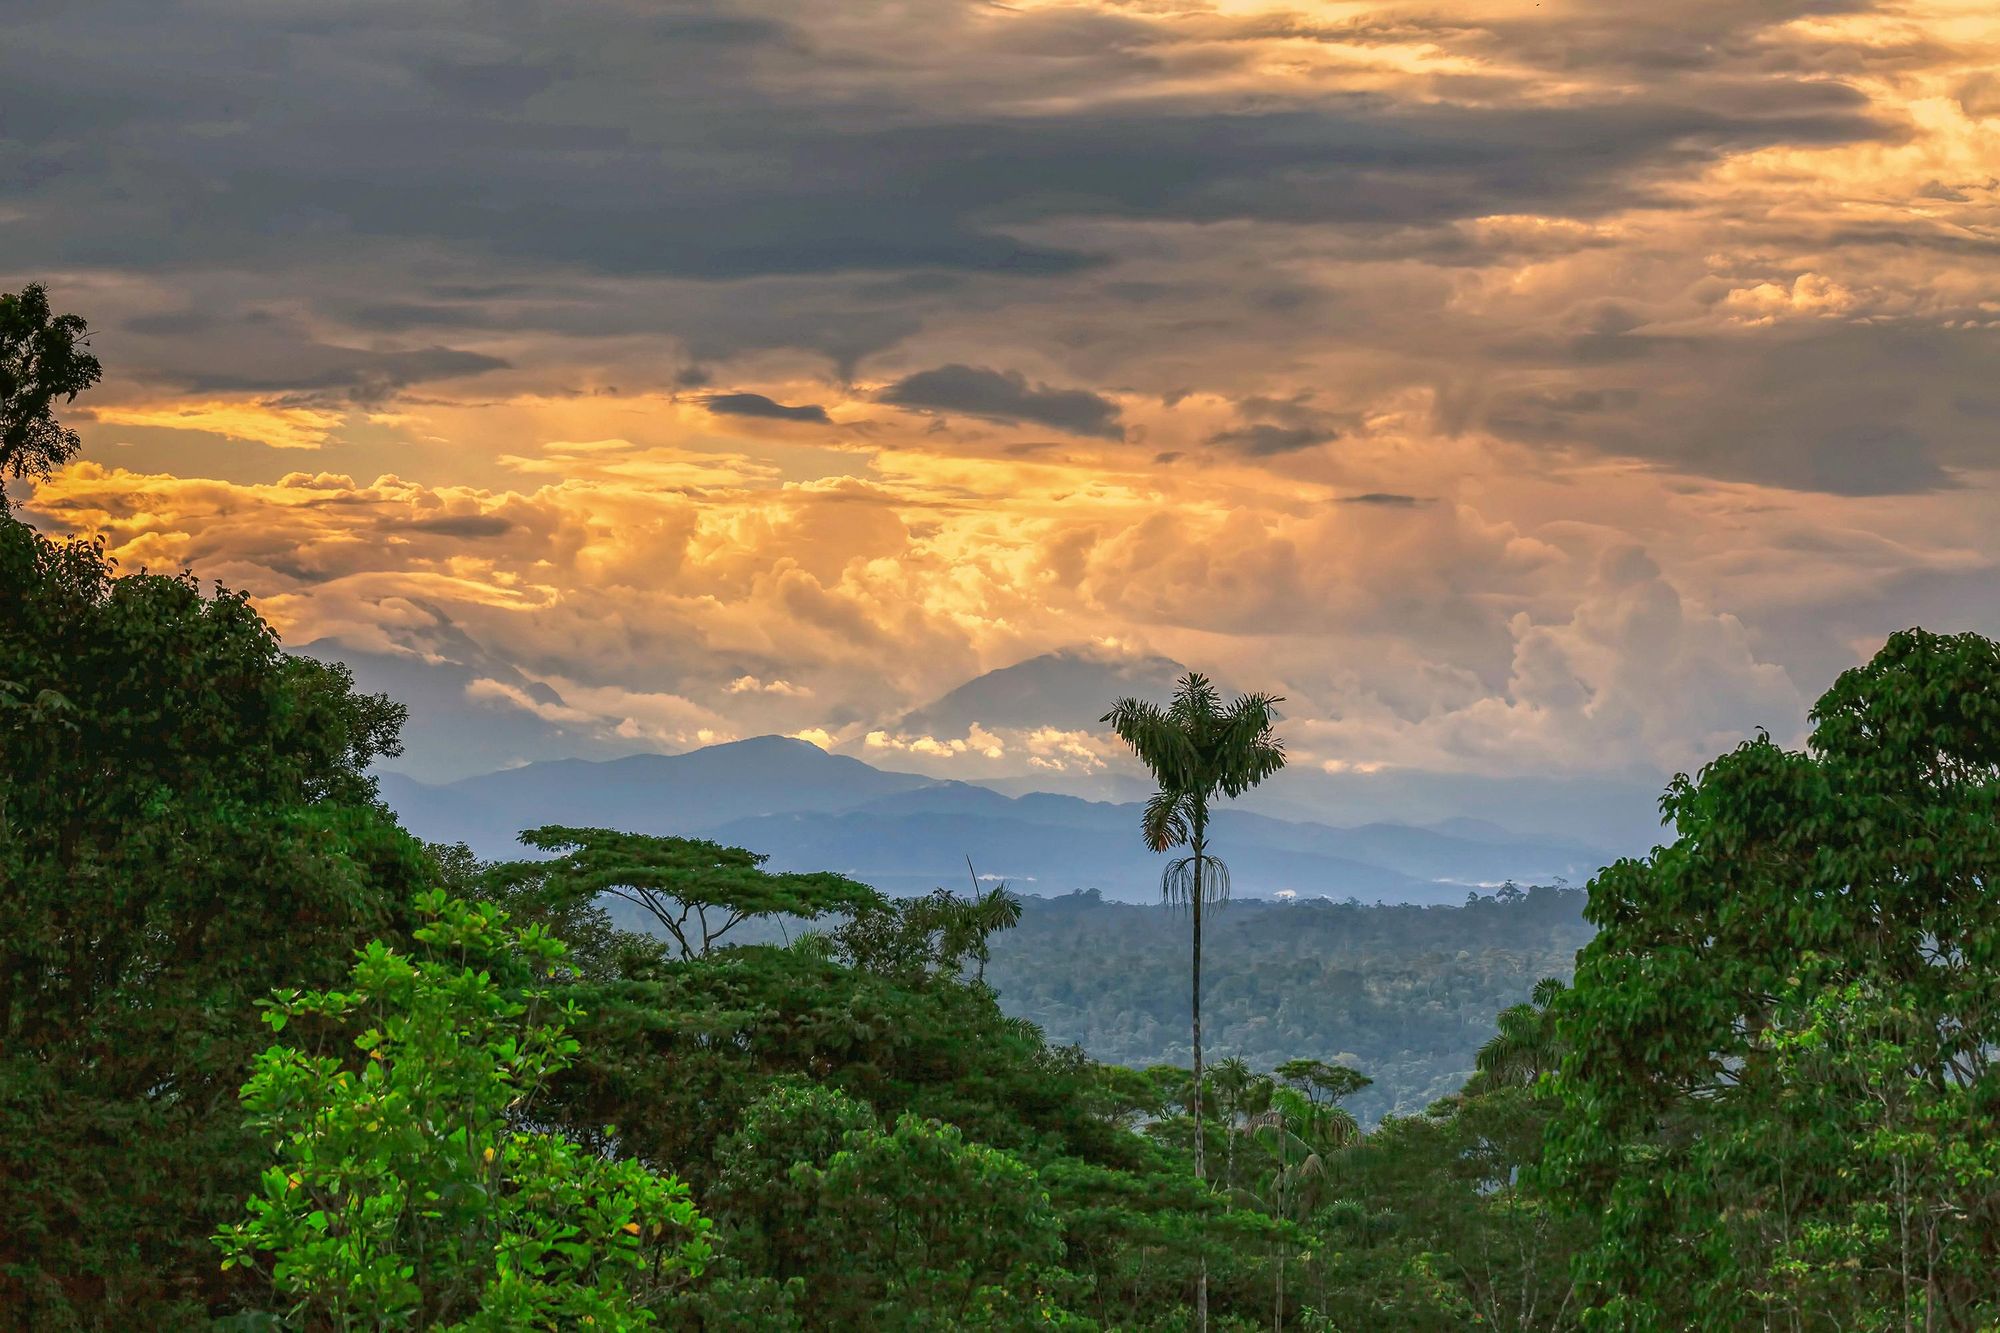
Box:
xmin=1237 ymin=765 xmax=1669 ymax=854
xmin=701 ymin=806 xmax=1441 ymax=902
xmin=380 ymin=735 xmax=940 ymax=858
xmin=378 ymin=736 xmax=1618 ymax=904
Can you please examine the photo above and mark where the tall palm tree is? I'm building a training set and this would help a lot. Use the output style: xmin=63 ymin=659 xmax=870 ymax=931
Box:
xmin=1105 ymin=671 xmax=1285 ymax=1331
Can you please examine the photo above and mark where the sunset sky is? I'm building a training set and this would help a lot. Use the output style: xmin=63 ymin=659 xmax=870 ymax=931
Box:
xmin=6 ymin=0 xmax=1998 ymax=832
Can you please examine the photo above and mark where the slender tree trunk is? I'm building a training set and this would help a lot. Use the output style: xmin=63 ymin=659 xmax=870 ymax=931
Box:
xmin=1275 ymin=1105 xmax=1287 ymax=1333
xmin=1192 ymin=830 xmax=1208 ymax=1333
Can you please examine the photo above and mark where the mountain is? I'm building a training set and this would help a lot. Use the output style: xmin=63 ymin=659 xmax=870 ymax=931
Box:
xmin=377 ymin=736 xmax=1618 ymax=904
xmin=380 ymin=735 xmax=938 ymax=856
xmin=702 ymin=806 xmax=1437 ymax=902
xmin=1237 ymin=766 xmax=1670 ymax=853
xmin=891 ymin=646 xmax=1187 ymax=736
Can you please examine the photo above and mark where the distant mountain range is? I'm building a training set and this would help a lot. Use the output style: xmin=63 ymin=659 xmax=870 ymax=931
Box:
xmin=377 ymin=735 xmax=1620 ymax=905
xmin=302 ymin=617 xmax=1672 ymax=849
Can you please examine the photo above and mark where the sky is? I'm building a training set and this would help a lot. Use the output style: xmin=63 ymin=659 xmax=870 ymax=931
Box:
xmin=6 ymin=0 xmax=1999 ymax=826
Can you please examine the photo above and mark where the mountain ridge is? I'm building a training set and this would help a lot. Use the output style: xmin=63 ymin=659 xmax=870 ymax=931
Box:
xmin=378 ymin=734 xmax=1618 ymax=905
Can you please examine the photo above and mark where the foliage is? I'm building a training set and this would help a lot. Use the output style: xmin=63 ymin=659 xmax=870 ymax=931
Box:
xmin=216 ymin=891 xmax=710 ymax=1329
xmin=0 ymin=282 xmax=101 ymax=488
xmin=709 ymin=1083 xmax=1070 ymax=1327
xmin=496 ymin=825 xmax=884 ymax=960
xmin=474 ymin=876 xmax=1304 ymax=1328
xmin=0 ymin=515 xmax=426 ymax=1325
xmin=1544 ymin=628 xmax=2000 ymax=1329
xmin=1308 ymin=1083 xmax=1587 ymax=1332
xmin=983 ymin=885 xmax=1595 ymax=1124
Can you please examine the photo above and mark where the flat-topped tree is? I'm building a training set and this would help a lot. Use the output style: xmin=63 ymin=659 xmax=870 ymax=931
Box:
xmin=500 ymin=825 xmax=885 ymax=960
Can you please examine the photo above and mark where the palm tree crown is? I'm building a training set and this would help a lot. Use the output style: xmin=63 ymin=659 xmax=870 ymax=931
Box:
xmin=1104 ymin=672 xmax=1286 ymax=896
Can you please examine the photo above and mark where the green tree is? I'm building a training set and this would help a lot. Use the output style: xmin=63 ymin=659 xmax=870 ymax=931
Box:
xmin=1310 ymin=1080 xmax=1586 ymax=1332
xmin=1205 ymin=1057 xmax=1270 ymax=1200
xmin=1467 ymin=978 xmax=1567 ymax=1094
xmin=1104 ymin=671 xmax=1285 ymax=1330
xmin=1544 ymin=628 xmax=2000 ymax=1329
xmin=710 ymin=1084 xmax=1070 ymax=1329
xmin=496 ymin=825 xmax=882 ymax=960
xmin=0 ymin=283 xmax=101 ymax=494
xmin=958 ymin=867 xmax=1024 ymax=985
xmin=0 ymin=519 xmax=425 ymax=1323
xmin=216 ymin=891 xmax=711 ymax=1329
xmin=1247 ymin=1062 xmax=1366 ymax=1330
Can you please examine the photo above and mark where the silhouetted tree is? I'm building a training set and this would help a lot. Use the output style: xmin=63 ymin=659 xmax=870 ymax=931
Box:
xmin=1 ymin=283 xmax=101 ymax=496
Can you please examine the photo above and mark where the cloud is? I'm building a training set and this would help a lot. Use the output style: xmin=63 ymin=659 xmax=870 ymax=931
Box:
xmin=880 ymin=365 xmax=1123 ymax=439
xmin=1340 ymin=493 xmax=1424 ymax=507
xmin=87 ymin=401 xmax=348 ymax=450
xmin=703 ymin=392 xmax=832 ymax=424
xmin=865 ymin=722 xmax=1007 ymax=761
xmin=728 ymin=675 xmax=812 ymax=697
xmin=465 ymin=677 xmax=594 ymax=726
xmin=1208 ymin=423 xmax=1337 ymax=456
xmin=8 ymin=0 xmax=2000 ymax=825
xmin=399 ymin=514 xmax=516 ymax=538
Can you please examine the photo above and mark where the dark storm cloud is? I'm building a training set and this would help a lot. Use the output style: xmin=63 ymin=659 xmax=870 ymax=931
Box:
xmin=0 ymin=2 xmax=1885 ymax=288
xmin=0 ymin=0 xmax=1965 ymax=508
xmin=1483 ymin=326 xmax=2000 ymax=495
xmin=880 ymin=365 xmax=1124 ymax=439
xmin=1208 ymin=423 xmax=1338 ymax=456
xmin=1340 ymin=493 xmax=1425 ymax=507
xmin=184 ymin=347 xmax=511 ymax=405
xmin=702 ymin=392 xmax=832 ymax=424
xmin=1210 ymin=394 xmax=1351 ymax=455
xmin=398 ymin=514 xmax=517 ymax=538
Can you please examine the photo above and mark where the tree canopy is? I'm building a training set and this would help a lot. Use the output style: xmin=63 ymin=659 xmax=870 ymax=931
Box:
xmin=0 ymin=283 xmax=101 ymax=488
xmin=1544 ymin=627 xmax=2000 ymax=1328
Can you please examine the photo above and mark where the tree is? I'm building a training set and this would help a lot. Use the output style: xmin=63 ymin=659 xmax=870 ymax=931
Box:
xmin=1468 ymin=977 xmax=1567 ymax=1094
xmin=1205 ymin=1057 xmax=1269 ymax=1200
xmin=1544 ymin=628 xmax=2000 ymax=1328
xmin=0 ymin=518 xmax=426 ymax=1323
xmin=217 ymin=891 xmax=711 ymax=1328
xmin=1 ymin=283 xmax=101 ymax=493
xmin=958 ymin=863 xmax=1023 ymax=985
xmin=1252 ymin=1062 xmax=1366 ymax=1330
xmin=495 ymin=825 xmax=883 ymax=960
xmin=1104 ymin=671 xmax=1284 ymax=1331
xmin=711 ymin=1085 xmax=1069 ymax=1328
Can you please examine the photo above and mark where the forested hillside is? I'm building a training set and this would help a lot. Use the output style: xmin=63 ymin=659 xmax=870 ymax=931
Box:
xmin=986 ymin=886 xmax=1593 ymax=1123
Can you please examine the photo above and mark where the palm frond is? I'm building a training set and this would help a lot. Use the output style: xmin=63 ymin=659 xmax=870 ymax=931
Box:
xmin=1213 ymin=691 xmax=1287 ymax=798
xmin=1161 ymin=853 xmax=1230 ymax=910
xmin=1141 ymin=789 xmax=1192 ymax=853
xmin=1102 ymin=695 xmax=1197 ymax=788
xmin=1169 ymin=672 xmax=1224 ymax=728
